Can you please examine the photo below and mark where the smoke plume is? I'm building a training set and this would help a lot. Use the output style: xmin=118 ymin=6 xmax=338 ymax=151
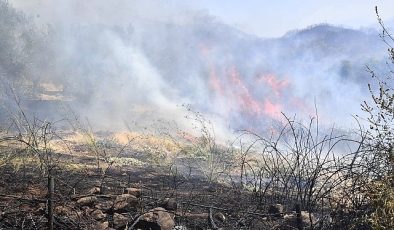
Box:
xmin=0 ymin=0 xmax=388 ymax=138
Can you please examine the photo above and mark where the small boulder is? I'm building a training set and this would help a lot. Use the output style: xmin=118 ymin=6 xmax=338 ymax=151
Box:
xmin=77 ymin=196 xmax=97 ymax=206
xmin=113 ymin=213 xmax=129 ymax=229
xmin=95 ymin=200 xmax=114 ymax=212
xmin=134 ymin=207 xmax=175 ymax=230
xmin=159 ymin=198 xmax=177 ymax=211
xmin=92 ymin=209 xmax=107 ymax=220
xmin=96 ymin=221 xmax=109 ymax=230
xmin=124 ymin=188 xmax=142 ymax=198
xmin=88 ymin=186 xmax=101 ymax=195
xmin=113 ymin=194 xmax=139 ymax=211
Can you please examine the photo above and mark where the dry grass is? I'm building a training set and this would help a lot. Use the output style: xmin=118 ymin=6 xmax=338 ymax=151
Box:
xmin=112 ymin=131 xmax=181 ymax=154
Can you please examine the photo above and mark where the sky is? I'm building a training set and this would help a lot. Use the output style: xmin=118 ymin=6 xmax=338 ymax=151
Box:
xmin=10 ymin=0 xmax=394 ymax=37
xmin=185 ymin=0 xmax=394 ymax=37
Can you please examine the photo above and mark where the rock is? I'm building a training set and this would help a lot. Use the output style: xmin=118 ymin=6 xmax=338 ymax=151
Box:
xmin=134 ymin=207 xmax=175 ymax=230
xmin=213 ymin=212 xmax=226 ymax=223
xmin=124 ymin=188 xmax=142 ymax=197
xmin=159 ymin=198 xmax=177 ymax=211
xmin=95 ymin=201 xmax=113 ymax=212
xmin=96 ymin=221 xmax=109 ymax=230
xmin=113 ymin=213 xmax=129 ymax=229
xmin=113 ymin=194 xmax=139 ymax=211
xmin=77 ymin=196 xmax=97 ymax=206
xmin=268 ymin=204 xmax=284 ymax=217
xmin=55 ymin=206 xmax=72 ymax=216
xmin=83 ymin=207 xmax=94 ymax=216
xmin=89 ymin=186 xmax=101 ymax=195
xmin=92 ymin=209 xmax=107 ymax=220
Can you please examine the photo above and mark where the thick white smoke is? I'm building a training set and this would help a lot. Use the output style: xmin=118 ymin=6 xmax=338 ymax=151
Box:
xmin=2 ymin=0 xmax=389 ymax=138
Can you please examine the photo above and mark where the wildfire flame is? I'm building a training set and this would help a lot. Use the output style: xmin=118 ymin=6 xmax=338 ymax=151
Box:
xmin=202 ymin=41 xmax=311 ymax=122
xmin=229 ymin=67 xmax=263 ymax=116
xmin=259 ymin=74 xmax=289 ymax=96
xmin=208 ymin=65 xmax=286 ymax=118
xmin=263 ymin=99 xmax=282 ymax=118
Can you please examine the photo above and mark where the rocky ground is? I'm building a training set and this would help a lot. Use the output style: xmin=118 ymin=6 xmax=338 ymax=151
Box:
xmin=0 ymin=131 xmax=317 ymax=230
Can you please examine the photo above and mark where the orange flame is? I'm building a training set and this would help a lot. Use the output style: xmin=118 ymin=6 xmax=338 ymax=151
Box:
xmin=229 ymin=67 xmax=262 ymax=116
xmin=259 ymin=74 xmax=289 ymax=96
xmin=208 ymin=66 xmax=293 ymax=119
xmin=209 ymin=67 xmax=224 ymax=96
xmin=263 ymin=99 xmax=282 ymax=118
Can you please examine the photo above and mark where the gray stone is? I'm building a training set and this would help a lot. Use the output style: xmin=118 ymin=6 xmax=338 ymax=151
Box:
xmin=95 ymin=200 xmax=114 ymax=212
xmin=92 ymin=209 xmax=107 ymax=220
xmin=113 ymin=213 xmax=129 ymax=229
xmin=77 ymin=196 xmax=97 ymax=206
xmin=160 ymin=198 xmax=177 ymax=211
xmin=113 ymin=194 xmax=139 ymax=211
xmin=124 ymin=188 xmax=142 ymax=198
xmin=134 ymin=207 xmax=175 ymax=230
xmin=88 ymin=187 xmax=101 ymax=195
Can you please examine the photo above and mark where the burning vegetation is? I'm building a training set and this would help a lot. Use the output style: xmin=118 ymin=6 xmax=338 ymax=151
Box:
xmin=0 ymin=1 xmax=393 ymax=230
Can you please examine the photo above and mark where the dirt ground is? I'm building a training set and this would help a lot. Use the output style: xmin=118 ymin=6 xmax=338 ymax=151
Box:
xmin=0 ymin=131 xmax=307 ymax=230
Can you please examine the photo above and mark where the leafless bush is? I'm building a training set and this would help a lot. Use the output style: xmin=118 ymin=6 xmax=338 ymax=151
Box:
xmin=176 ymin=106 xmax=236 ymax=184
xmin=2 ymin=93 xmax=65 ymax=178
xmin=66 ymin=116 xmax=138 ymax=193
xmin=236 ymin=112 xmax=369 ymax=228
xmin=352 ymin=6 xmax=394 ymax=228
